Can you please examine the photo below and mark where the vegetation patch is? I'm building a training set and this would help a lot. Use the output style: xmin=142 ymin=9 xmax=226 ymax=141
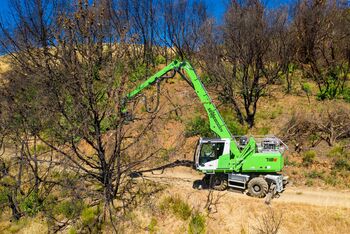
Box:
xmin=305 ymin=179 xmax=314 ymax=187
xmin=305 ymin=170 xmax=324 ymax=179
xmin=327 ymin=144 xmax=348 ymax=158
xmin=185 ymin=116 xmax=213 ymax=138
xmin=342 ymin=87 xmax=350 ymax=103
xmin=258 ymin=126 xmax=271 ymax=135
xmin=160 ymin=195 xmax=192 ymax=220
xmin=20 ymin=192 xmax=42 ymax=217
xmin=302 ymin=150 xmax=316 ymax=167
xmin=324 ymin=175 xmax=339 ymax=186
xmin=220 ymin=108 xmax=248 ymax=135
xmin=188 ymin=212 xmax=206 ymax=234
xmin=334 ymin=159 xmax=350 ymax=171
xmin=148 ymin=217 xmax=158 ymax=234
xmin=56 ymin=200 xmax=83 ymax=219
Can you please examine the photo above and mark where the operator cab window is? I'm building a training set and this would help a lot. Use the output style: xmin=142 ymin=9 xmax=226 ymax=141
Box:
xmin=199 ymin=142 xmax=225 ymax=165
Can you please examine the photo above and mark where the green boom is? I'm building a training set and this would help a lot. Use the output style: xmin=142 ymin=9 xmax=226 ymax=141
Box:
xmin=125 ymin=60 xmax=240 ymax=156
xmin=123 ymin=60 xmax=284 ymax=174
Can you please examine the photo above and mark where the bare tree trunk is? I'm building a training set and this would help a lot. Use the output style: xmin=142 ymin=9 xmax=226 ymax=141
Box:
xmin=7 ymin=193 xmax=21 ymax=221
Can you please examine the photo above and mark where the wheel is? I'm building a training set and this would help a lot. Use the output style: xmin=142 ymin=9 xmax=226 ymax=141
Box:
xmin=209 ymin=174 xmax=228 ymax=191
xmin=192 ymin=180 xmax=204 ymax=190
xmin=247 ymin=177 xmax=268 ymax=198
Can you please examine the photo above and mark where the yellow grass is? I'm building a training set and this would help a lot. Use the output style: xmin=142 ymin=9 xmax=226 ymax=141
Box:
xmin=111 ymin=183 xmax=350 ymax=234
xmin=0 ymin=56 xmax=10 ymax=74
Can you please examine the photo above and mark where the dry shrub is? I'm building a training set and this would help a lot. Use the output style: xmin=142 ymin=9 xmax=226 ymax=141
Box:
xmin=283 ymin=102 xmax=350 ymax=148
xmin=315 ymin=104 xmax=350 ymax=146
xmin=283 ymin=111 xmax=315 ymax=142
xmin=251 ymin=207 xmax=283 ymax=234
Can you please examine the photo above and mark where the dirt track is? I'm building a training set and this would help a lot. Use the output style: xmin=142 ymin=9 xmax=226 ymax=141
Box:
xmin=141 ymin=166 xmax=350 ymax=209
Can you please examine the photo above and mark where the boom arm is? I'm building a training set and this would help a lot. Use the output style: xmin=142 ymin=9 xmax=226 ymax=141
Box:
xmin=123 ymin=60 xmax=241 ymax=156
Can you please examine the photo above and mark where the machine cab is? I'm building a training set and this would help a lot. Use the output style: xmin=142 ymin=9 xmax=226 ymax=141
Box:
xmin=194 ymin=138 xmax=231 ymax=171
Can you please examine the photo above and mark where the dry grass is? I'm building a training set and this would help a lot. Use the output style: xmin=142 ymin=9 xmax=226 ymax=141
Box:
xmin=0 ymin=56 xmax=10 ymax=74
xmin=1 ymin=182 xmax=348 ymax=234
xmin=0 ymin=214 xmax=47 ymax=234
xmin=98 ymin=183 xmax=350 ymax=234
xmin=95 ymin=162 xmax=350 ymax=234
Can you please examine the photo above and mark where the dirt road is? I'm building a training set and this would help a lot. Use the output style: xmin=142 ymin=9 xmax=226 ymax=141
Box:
xmin=141 ymin=166 xmax=350 ymax=209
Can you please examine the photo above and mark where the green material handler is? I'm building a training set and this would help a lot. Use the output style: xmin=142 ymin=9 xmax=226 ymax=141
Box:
xmin=123 ymin=60 xmax=288 ymax=200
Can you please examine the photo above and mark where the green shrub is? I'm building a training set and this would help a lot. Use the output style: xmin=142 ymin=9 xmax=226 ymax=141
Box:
xmin=305 ymin=170 xmax=324 ymax=179
xmin=171 ymin=199 xmax=191 ymax=220
xmin=160 ymin=195 xmax=192 ymax=220
xmin=159 ymin=197 xmax=170 ymax=211
xmin=302 ymin=150 xmax=316 ymax=167
xmin=258 ymin=126 xmax=271 ymax=135
xmin=316 ymin=70 xmax=342 ymax=100
xmin=327 ymin=144 xmax=346 ymax=158
xmin=185 ymin=116 xmax=213 ymax=138
xmin=79 ymin=206 xmax=102 ymax=234
xmin=130 ymin=63 xmax=148 ymax=82
xmin=154 ymin=55 xmax=166 ymax=65
xmin=0 ymin=185 xmax=10 ymax=204
xmin=81 ymin=206 xmax=100 ymax=226
xmin=302 ymin=82 xmax=312 ymax=103
xmin=1 ymin=176 xmax=17 ymax=187
xmin=56 ymin=200 xmax=83 ymax=219
xmin=124 ymin=211 xmax=137 ymax=222
xmin=305 ymin=178 xmax=313 ymax=187
xmin=100 ymin=114 xmax=117 ymax=132
xmin=188 ymin=212 xmax=206 ymax=234
xmin=334 ymin=159 xmax=350 ymax=171
xmin=184 ymin=109 xmax=247 ymax=138
xmin=148 ymin=217 xmax=158 ymax=233
xmin=301 ymin=82 xmax=312 ymax=95
xmin=324 ymin=175 xmax=338 ymax=186
xmin=327 ymin=144 xmax=350 ymax=171
xmin=200 ymin=73 xmax=212 ymax=85
xmin=51 ymin=171 xmax=78 ymax=187
xmin=41 ymin=194 xmax=58 ymax=218
xmin=220 ymin=108 xmax=247 ymax=135
xmin=20 ymin=192 xmax=42 ymax=217
xmin=308 ymin=134 xmax=321 ymax=146
xmin=342 ymin=87 xmax=350 ymax=103
xmin=68 ymin=227 xmax=77 ymax=234
xmin=269 ymin=107 xmax=283 ymax=120
xmin=7 ymin=218 xmax=28 ymax=233
xmin=30 ymin=143 xmax=50 ymax=155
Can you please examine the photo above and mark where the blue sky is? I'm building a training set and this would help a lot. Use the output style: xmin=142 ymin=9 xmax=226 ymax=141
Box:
xmin=205 ymin=0 xmax=296 ymax=21
xmin=0 ymin=0 xmax=10 ymax=15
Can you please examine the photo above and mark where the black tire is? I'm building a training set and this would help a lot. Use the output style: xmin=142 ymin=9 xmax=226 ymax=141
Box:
xmin=192 ymin=180 xmax=203 ymax=190
xmin=247 ymin=177 xmax=268 ymax=198
xmin=210 ymin=174 xmax=228 ymax=191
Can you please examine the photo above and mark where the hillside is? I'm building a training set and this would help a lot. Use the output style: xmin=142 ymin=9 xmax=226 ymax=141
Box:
xmin=103 ymin=74 xmax=350 ymax=233
xmin=1 ymin=56 xmax=350 ymax=233
xmin=1 ymin=166 xmax=349 ymax=233
xmin=127 ymin=166 xmax=350 ymax=234
xmin=126 ymin=74 xmax=350 ymax=188
xmin=0 ymin=0 xmax=350 ymax=233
